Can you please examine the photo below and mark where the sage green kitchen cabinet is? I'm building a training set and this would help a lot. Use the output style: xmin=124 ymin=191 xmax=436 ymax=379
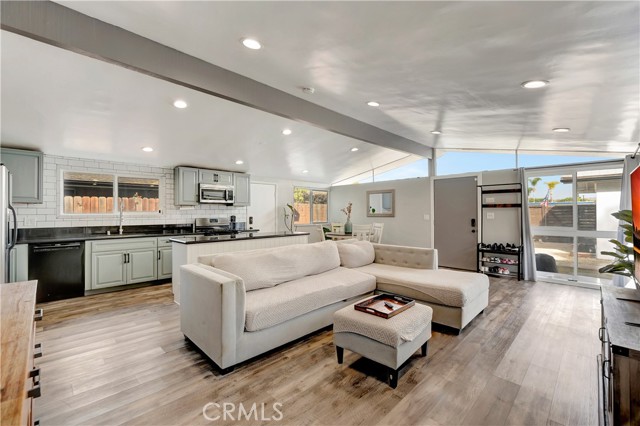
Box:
xmin=233 ymin=173 xmax=251 ymax=206
xmin=87 ymin=238 xmax=158 ymax=290
xmin=199 ymin=169 xmax=233 ymax=186
xmin=9 ymin=244 xmax=28 ymax=283
xmin=174 ymin=166 xmax=199 ymax=206
xmin=0 ymin=148 xmax=43 ymax=203
xmin=127 ymin=248 xmax=158 ymax=284
xmin=91 ymin=251 xmax=128 ymax=289
xmin=157 ymin=237 xmax=173 ymax=279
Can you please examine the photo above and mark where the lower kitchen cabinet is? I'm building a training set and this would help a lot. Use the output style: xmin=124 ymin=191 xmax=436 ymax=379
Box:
xmin=128 ymin=248 xmax=158 ymax=283
xmin=157 ymin=238 xmax=173 ymax=280
xmin=92 ymin=251 xmax=128 ymax=289
xmin=86 ymin=238 xmax=158 ymax=290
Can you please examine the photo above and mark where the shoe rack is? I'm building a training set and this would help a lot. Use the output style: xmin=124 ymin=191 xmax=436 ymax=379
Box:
xmin=477 ymin=183 xmax=523 ymax=280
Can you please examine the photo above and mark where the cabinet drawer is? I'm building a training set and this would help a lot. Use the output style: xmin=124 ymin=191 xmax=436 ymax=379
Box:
xmin=157 ymin=237 xmax=175 ymax=248
xmin=91 ymin=237 xmax=157 ymax=253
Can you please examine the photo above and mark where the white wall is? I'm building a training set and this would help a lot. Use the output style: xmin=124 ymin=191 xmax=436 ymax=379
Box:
xmin=15 ymin=154 xmax=247 ymax=228
xmin=329 ymin=178 xmax=431 ymax=247
xmin=243 ymin=175 xmax=331 ymax=233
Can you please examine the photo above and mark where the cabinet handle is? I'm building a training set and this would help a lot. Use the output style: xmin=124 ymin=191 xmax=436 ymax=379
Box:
xmin=602 ymin=359 xmax=611 ymax=380
xmin=158 ymin=250 xmax=161 ymax=260
xmin=34 ymin=342 xmax=43 ymax=358
xmin=29 ymin=367 xmax=40 ymax=380
xmin=27 ymin=383 xmax=41 ymax=399
xmin=123 ymin=253 xmax=127 ymax=264
xmin=34 ymin=308 xmax=43 ymax=322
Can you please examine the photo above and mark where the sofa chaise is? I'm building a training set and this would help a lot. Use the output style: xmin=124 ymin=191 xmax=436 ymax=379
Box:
xmin=180 ymin=240 xmax=489 ymax=371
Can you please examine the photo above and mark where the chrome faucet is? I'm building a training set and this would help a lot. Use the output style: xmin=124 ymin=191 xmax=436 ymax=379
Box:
xmin=118 ymin=200 xmax=124 ymax=235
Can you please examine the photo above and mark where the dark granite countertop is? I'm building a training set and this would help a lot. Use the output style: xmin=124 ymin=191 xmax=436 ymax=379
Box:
xmin=17 ymin=225 xmax=196 ymax=245
xmin=170 ymin=232 xmax=310 ymax=245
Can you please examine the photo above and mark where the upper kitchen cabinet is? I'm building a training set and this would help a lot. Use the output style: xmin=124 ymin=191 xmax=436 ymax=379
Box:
xmin=234 ymin=173 xmax=251 ymax=206
xmin=0 ymin=148 xmax=43 ymax=203
xmin=199 ymin=170 xmax=233 ymax=186
xmin=174 ymin=166 xmax=199 ymax=206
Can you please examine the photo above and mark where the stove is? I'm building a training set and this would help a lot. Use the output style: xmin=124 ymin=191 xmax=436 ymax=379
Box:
xmin=194 ymin=217 xmax=254 ymax=236
xmin=194 ymin=217 xmax=236 ymax=236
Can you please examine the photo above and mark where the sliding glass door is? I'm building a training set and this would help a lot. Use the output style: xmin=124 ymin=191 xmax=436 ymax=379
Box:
xmin=527 ymin=163 xmax=622 ymax=286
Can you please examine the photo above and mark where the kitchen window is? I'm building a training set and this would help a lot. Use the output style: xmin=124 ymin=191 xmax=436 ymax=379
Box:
xmin=293 ymin=187 xmax=328 ymax=224
xmin=62 ymin=171 xmax=160 ymax=215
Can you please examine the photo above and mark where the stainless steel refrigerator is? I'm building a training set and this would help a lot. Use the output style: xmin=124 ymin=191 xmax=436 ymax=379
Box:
xmin=1 ymin=164 xmax=18 ymax=284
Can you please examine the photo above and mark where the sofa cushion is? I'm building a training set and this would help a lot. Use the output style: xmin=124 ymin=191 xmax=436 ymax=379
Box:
xmin=354 ymin=263 xmax=489 ymax=308
xmin=244 ymin=267 xmax=376 ymax=332
xmin=213 ymin=240 xmax=341 ymax=291
xmin=337 ymin=240 xmax=375 ymax=268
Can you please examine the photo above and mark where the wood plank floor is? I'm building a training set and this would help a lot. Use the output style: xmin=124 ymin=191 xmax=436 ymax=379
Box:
xmin=34 ymin=278 xmax=601 ymax=425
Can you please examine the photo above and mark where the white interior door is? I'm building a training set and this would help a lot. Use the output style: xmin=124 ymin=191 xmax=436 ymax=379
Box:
xmin=247 ymin=182 xmax=277 ymax=233
xmin=434 ymin=176 xmax=478 ymax=270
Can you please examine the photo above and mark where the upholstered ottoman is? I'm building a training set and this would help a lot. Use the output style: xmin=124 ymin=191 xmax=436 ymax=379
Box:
xmin=333 ymin=300 xmax=433 ymax=388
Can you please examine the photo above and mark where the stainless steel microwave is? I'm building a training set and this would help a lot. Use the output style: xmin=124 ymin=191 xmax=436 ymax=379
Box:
xmin=199 ymin=184 xmax=234 ymax=204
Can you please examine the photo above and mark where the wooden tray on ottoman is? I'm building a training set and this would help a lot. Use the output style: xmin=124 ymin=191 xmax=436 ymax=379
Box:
xmin=354 ymin=294 xmax=415 ymax=319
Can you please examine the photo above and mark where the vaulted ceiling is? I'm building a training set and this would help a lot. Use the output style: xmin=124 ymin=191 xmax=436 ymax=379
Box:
xmin=1 ymin=1 xmax=638 ymax=183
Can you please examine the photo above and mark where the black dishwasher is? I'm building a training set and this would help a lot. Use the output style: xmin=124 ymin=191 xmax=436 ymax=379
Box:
xmin=29 ymin=242 xmax=85 ymax=303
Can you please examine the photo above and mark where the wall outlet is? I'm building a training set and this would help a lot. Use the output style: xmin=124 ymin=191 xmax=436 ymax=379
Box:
xmin=24 ymin=217 xmax=37 ymax=227
xmin=423 ymin=214 xmax=430 ymax=221
xmin=486 ymin=212 xmax=495 ymax=220
xmin=486 ymin=197 xmax=495 ymax=203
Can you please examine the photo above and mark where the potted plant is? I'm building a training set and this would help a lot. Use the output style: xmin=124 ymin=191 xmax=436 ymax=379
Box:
xmin=599 ymin=209 xmax=640 ymax=289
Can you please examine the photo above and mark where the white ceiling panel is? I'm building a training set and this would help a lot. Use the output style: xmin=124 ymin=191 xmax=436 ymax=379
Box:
xmin=58 ymin=1 xmax=640 ymax=153
xmin=0 ymin=31 xmax=410 ymax=183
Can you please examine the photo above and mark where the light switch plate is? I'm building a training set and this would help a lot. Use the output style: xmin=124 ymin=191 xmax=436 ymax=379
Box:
xmin=423 ymin=214 xmax=430 ymax=221
xmin=487 ymin=212 xmax=495 ymax=220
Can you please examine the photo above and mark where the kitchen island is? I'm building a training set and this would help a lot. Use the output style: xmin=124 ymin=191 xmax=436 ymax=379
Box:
xmin=170 ymin=232 xmax=309 ymax=304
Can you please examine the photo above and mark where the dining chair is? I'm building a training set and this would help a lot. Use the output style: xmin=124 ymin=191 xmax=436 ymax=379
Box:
xmin=317 ymin=225 xmax=326 ymax=241
xmin=371 ymin=223 xmax=384 ymax=243
xmin=352 ymin=224 xmax=373 ymax=241
xmin=331 ymin=222 xmax=344 ymax=234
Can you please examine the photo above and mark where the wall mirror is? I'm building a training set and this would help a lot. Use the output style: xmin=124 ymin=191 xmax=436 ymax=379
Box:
xmin=367 ymin=189 xmax=395 ymax=217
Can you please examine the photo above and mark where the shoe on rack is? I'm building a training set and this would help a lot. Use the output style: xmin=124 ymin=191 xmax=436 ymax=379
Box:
xmin=498 ymin=243 xmax=506 ymax=252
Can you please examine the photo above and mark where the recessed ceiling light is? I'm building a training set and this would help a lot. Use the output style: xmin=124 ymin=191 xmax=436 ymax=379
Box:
xmin=367 ymin=101 xmax=380 ymax=107
xmin=282 ymin=129 xmax=292 ymax=135
xmin=552 ymin=127 xmax=571 ymax=133
xmin=242 ymin=38 xmax=262 ymax=50
xmin=302 ymin=170 xmax=309 ymax=174
xmin=431 ymin=130 xmax=442 ymax=135
xmin=141 ymin=147 xmax=153 ymax=152
xmin=521 ymin=80 xmax=549 ymax=89
xmin=351 ymin=147 xmax=359 ymax=152
xmin=173 ymin=99 xmax=188 ymax=109
xmin=235 ymin=160 xmax=244 ymax=165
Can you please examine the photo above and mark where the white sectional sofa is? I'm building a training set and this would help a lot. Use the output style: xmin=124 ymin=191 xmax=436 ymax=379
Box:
xmin=180 ymin=240 xmax=489 ymax=371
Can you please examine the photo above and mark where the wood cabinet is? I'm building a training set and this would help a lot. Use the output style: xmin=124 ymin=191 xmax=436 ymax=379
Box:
xmin=199 ymin=169 xmax=233 ymax=186
xmin=0 ymin=148 xmax=43 ymax=203
xmin=599 ymin=286 xmax=640 ymax=425
xmin=87 ymin=238 xmax=158 ymax=290
xmin=157 ymin=238 xmax=173 ymax=280
xmin=233 ymin=173 xmax=251 ymax=206
xmin=1 ymin=280 xmax=41 ymax=426
xmin=174 ymin=167 xmax=199 ymax=206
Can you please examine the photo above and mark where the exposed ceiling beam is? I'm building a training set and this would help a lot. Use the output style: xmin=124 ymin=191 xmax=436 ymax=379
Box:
xmin=0 ymin=0 xmax=432 ymax=159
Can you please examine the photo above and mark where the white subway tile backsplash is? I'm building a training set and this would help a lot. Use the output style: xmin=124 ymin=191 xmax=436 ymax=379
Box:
xmin=16 ymin=153 xmax=248 ymax=230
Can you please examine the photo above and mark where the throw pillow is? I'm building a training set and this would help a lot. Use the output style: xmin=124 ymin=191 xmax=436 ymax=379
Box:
xmin=337 ymin=240 xmax=375 ymax=268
